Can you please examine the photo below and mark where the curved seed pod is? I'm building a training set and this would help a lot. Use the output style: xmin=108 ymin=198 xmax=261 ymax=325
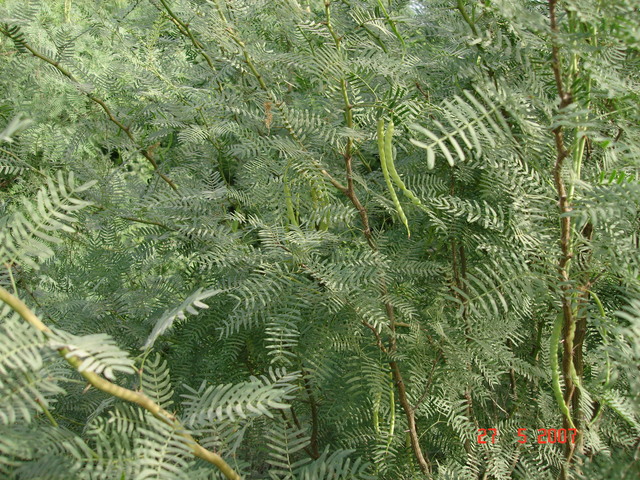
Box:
xmin=378 ymin=119 xmax=410 ymax=237
xmin=373 ymin=388 xmax=381 ymax=435
xmin=283 ymin=180 xmax=299 ymax=228
xmin=384 ymin=373 xmax=396 ymax=455
xmin=377 ymin=118 xmax=386 ymax=167
xmin=383 ymin=119 xmax=394 ymax=171
xmin=384 ymin=120 xmax=423 ymax=207
xmin=549 ymin=313 xmax=575 ymax=429
xmin=565 ymin=313 xmax=583 ymax=394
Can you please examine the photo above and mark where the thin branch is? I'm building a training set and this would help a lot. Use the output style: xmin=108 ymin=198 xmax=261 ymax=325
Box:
xmin=119 ymin=216 xmax=175 ymax=229
xmin=0 ymin=147 xmax=46 ymax=177
xmin=91 ymin=205 xmax=177 ymax=230
xmin=324 ymin=2 xmax=431 ymax=475
xmin=4 ymin=263 xmax=17 ymax=295
xmin=548 ymin=1 xmax=579 ymax=474
xmin=390 ymin=360 xmax=431 ymax=475
xmin=279 ymin=408 xmax=318 ymax=460
xmin=412 ymin=351 xmax=442 ymax=411
xmin=0 ymin=25 xmax=178 ymax=191
xmin=415 ymin=82 xmax=430 ymax=103
xmin=549 ymin=0 xmax=570 ymax=106
xmin=0 ymin=286 xmax=241 ymax=480
xmin=362 ymin=320 xmax=388 ymax=354
xmin=155 ymin=0 xmax=215 ymax=71
xmin=35 ymin=398 xmax=59 ymax=427
xmin=222 ymin=27 xmax=347 ymax=193
xmin=456 ymin=0 xmax=479 ymax=37
xmin=302 ymin=369 xmax=320 ymax=459
xmin=323 ymin=2 xmax=374 ymax=247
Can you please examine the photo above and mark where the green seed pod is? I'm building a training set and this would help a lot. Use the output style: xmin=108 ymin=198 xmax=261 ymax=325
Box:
xmin=384 ymin=120 xmax=423 ymax=207
xmin=549 ymin=313 xmax=575 ymax=429
xmin=383 ymin=119 xmax=395 ymax=175
xmin=378 ymin=119 xmax=410 ymax=237
xmin=373 ymin=388 xmax=381 ymax=435
xmin=377 ymin=118 xmax=386 ymax=160
xmin=384 ymin=373 xmax=396 ymax=456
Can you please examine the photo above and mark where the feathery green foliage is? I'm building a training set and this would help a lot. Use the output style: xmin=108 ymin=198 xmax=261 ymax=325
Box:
xmin=0 ymin=0 xmax=638 ymax=478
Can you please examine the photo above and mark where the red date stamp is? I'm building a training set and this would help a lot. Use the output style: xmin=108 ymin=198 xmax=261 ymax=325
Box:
xmin=477 ymin=428 xmax=577 ymax=444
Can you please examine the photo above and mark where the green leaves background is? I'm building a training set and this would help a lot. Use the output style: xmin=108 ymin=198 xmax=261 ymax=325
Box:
xmin=0 ymin=0 xmax=638 ymax=478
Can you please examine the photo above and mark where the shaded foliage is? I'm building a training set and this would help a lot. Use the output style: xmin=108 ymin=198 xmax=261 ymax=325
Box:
xmin=0 ymin=0 xmax=638 ymax=479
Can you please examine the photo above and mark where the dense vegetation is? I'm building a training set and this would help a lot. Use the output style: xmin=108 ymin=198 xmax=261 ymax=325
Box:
xmin=0 ymin=0 xmax=639 ymax=478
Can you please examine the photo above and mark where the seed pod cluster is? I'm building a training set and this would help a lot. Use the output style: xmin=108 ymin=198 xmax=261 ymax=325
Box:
xmin=377 ymin=118 xmax=424 ymax=237
xmin=549 ymin=313 xmax=575 ymax=429
xmin=378 ymin=118 xmax=409 ymax=236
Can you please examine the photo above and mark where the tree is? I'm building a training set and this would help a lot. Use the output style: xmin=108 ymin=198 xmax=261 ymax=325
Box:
xmin=0 ymin=0 xmax=638 ymax=478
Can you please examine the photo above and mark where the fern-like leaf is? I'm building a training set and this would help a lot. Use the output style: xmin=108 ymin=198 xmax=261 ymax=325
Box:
xmin=0 ymin=171 xmax=95 ymax=268
xmin=182 ymin=368 xmax=298 ymax=426
xmin=409 ymin=89 xmax=511 ymax=168
xmin=143 ymin=288 xmax=221 ymax=349
xmin=49 ymin=330 xmax=135 ymax=382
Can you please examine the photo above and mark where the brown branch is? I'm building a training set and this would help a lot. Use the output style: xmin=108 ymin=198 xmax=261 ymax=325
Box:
xmin=390 ymin=360 xmax=432 ymax=475
xmin=548 ymin=2 xmax=579 ymax=475
xmin=323 ymin=3 xmax=374 ymax=247
xmin=321 ymin=169 xmax=348 ymax=193
xmin=0 ymin=25 xmax=177 ymax=191
xmin=324 ymin=3 xmax=431 ymax=475
xmin=119 ymin=216 xmax=175 ymax=229
xmin=0 ymin=286 xmax=241 ymax=480
xmin=362 ymin=320 xmax=388 ymax=354
xmin=280 ymin=408 xmax=318 ymax=460
xmin=91 ymin=205 xmax=176 ymax=230
xmin=415 ymin=82 xmax=430 ymax=103
xmin=549 ymin=0 xmax=570 ymax=106
xmin=572 ymin=222 xmax=594 ymax=446
xmin=155 ymin=0 xmax=215 ymax=71
xmin=412 ymin=350 xmax=442 ymax=411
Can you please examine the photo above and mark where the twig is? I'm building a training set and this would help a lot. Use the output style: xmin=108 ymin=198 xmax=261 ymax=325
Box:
xmin=362 ymin=320 xmax=388 ymax=354
xmin=0 ymin=286 xmax=241 ymax=480
xmin=0 ymin=25 xmax=178 ymax=191
xmin=302 ymin=369 xmax=320 ymax=459
xmin=155 ymin=0 xmax=215 ymax=71
xmin=412 ymin=351 xmax=442 ymax=411
xmin=223 ymin=27 xmax=347 ymax=194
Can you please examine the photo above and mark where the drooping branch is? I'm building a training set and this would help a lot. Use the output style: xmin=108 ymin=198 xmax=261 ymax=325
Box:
xmin=153 ymin=0 xmax=349 ymax=196
xmin=0 ymin=25 xmax=178 ymax=191
xmin=154 ymin=0 xmax=215 ymax=71
xmin=323 ymin=2 xmax=432 ymax=475
xmin=0 ymin=286 xmax=241 ymax=480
